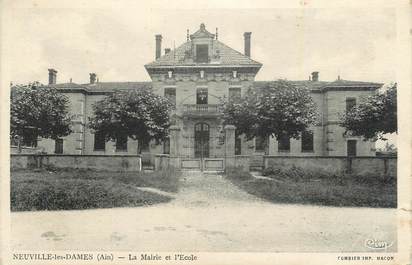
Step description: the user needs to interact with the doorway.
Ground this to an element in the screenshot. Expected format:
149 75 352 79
194 122 209 158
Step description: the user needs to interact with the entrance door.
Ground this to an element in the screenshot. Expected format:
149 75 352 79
194 122 209 158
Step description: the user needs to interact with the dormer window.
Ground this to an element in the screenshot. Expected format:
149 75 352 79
200 70 205 79
196 44 208 63
168 71 173 79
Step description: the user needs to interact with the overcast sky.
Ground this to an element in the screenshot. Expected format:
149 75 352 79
4 6 396 85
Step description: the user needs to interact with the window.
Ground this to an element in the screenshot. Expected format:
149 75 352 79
278 135 290 152
255 136 266 152
167 71 173 79
235 137 241 155
232 71 237 78
196 88 208 104
10 137 19 147
196 44 209 63
229 87 241 102
347 140 357 157
164 87 176 107
139 139 150 153
94 131 105 151
55 139 63 154
116 134 128 151
163 138 170 154
301 131 314 152
22 135 38 148
346 97 356 112
200 70 205 79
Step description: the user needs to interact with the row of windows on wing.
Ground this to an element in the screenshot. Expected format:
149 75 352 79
19 130 356 156
253 131 315 154
93 132 151 153
164 70 240 80
91 130 315 154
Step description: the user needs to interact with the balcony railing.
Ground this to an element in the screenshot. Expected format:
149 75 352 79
182 104 220 117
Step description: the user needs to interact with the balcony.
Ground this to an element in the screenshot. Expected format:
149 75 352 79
181 104 221 117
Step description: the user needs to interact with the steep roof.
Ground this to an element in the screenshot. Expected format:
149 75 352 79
145 40 262 68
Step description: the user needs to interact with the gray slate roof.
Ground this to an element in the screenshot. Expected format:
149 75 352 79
145 40 262 68
45 82 152 94
255 79 383 91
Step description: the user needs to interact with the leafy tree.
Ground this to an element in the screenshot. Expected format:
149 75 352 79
221 80 318 150
10 82 72 152
340 83 397 140
89 89 172 153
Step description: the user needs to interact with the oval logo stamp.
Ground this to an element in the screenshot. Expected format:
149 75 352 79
364 239 394 250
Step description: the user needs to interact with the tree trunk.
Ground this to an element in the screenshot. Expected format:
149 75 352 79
137 140 142 154
264 135 270 155
17 136 22 153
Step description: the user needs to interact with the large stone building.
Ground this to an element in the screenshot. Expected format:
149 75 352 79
21 23 382 167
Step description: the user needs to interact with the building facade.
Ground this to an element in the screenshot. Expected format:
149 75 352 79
18 23 382 164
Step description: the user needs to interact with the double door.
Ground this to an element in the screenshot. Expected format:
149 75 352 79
194 122 209 158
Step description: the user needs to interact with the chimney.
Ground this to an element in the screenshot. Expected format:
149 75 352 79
89 73 97 84
155 34 162 59
244 32 252 57
311 71 319 82
48 69 57 85
164 48 171 54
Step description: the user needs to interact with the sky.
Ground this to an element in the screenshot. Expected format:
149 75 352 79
3 6 396 85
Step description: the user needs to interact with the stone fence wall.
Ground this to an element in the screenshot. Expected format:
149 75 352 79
11 154 142 172
263 156 397 177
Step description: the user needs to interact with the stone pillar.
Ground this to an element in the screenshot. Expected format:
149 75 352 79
224 125 236 169
169 125 181 169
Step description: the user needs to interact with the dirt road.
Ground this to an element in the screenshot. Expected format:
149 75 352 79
11 171 397 252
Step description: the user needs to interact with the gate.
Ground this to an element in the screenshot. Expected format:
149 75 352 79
181 157 225 172
194 123 209 158
180 122 225 171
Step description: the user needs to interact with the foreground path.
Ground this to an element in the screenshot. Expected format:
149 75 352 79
11 171 397 252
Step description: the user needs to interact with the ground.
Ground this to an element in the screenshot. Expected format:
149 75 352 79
11 171 397 252
11 169 179 211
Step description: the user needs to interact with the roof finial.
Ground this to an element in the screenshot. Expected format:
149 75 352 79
216 27 218 40
187 29 189 42
338 75 341 80
200 23 205 30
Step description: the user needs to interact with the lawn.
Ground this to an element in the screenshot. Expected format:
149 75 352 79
226 167 396 208
11 169 181 212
